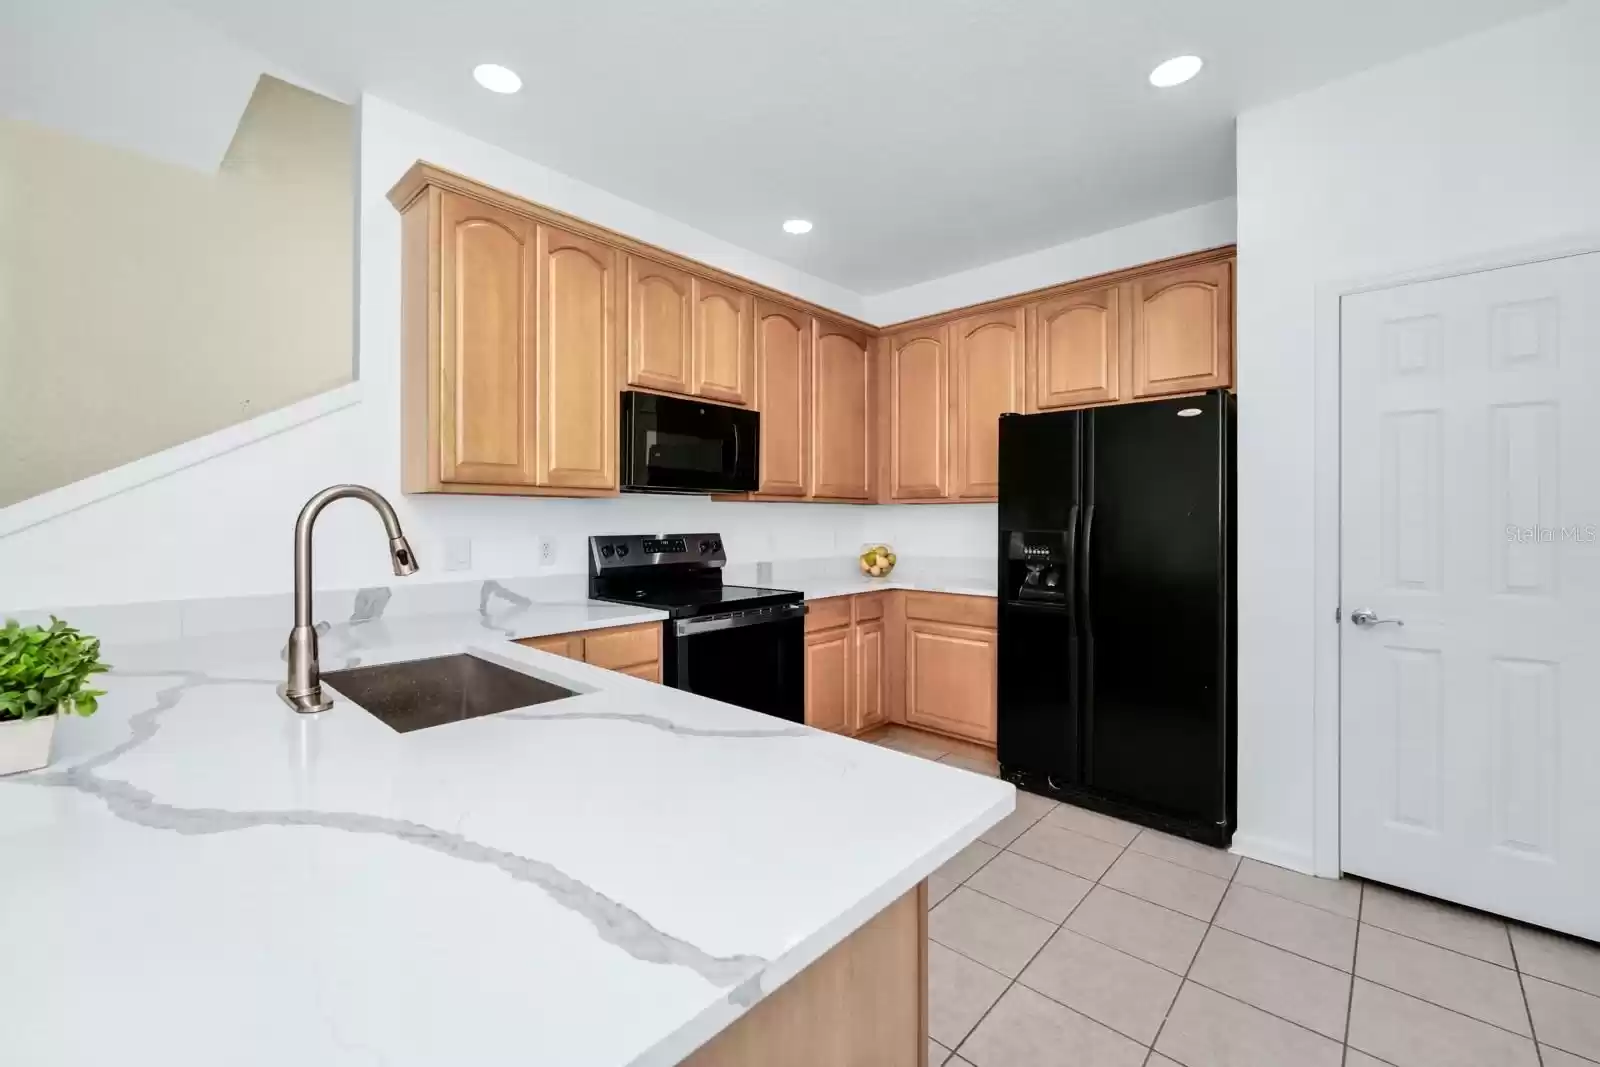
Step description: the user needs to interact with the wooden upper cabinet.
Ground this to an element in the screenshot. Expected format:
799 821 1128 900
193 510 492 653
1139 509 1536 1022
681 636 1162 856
804 625 851 734
436 191 538 486
1030 285 1122 410
535 225 617 490
812 319 873 501
693 278 754 406
888 326 949 500
1131 260 1232 398
755 300 811 497
950 309 1024 500
626 256 694 395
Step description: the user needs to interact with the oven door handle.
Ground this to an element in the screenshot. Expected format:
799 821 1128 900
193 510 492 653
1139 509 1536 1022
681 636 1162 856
675 603 805 637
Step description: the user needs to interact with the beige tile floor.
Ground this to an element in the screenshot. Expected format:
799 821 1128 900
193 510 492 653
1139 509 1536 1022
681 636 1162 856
864 725 1600 1067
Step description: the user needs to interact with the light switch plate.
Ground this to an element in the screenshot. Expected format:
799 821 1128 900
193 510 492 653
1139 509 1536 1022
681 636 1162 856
443 536 472 572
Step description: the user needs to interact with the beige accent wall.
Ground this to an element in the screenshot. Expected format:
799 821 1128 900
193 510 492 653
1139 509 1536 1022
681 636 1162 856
0 76 353 506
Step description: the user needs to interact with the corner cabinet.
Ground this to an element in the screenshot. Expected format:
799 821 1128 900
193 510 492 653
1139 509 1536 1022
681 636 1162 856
397 185 617 496
812 319 873 501
950 308 1024 500
887 325 950 500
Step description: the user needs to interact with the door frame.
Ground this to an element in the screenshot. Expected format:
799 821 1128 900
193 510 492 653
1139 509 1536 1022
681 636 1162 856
1309 231 1600 878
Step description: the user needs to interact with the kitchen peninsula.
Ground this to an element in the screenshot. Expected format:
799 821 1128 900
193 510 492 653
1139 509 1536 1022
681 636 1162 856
0 594 1013 1067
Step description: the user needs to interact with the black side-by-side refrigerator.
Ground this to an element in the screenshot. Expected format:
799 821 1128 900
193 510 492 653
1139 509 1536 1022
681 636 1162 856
997 390 1236 846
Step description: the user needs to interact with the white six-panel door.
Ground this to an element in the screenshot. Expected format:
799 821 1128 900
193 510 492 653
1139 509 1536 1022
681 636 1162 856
1340 252 1600 940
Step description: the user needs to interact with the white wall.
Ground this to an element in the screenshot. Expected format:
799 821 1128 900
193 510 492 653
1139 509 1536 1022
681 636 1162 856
0 97 878 612
0 77 354 507
1233 1 1600 871
864 198 1236 325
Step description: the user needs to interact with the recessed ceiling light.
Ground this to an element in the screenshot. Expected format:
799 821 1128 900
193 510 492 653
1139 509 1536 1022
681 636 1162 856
473 63 522 94
1149 55 1203 88
782 219 813 235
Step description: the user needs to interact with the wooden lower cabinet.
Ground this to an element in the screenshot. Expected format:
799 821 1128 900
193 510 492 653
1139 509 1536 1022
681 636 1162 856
853 617 886 733
904 619 997 745
683 883 926 1067
514 621 662 680
805 591 994 744
804 624 852 734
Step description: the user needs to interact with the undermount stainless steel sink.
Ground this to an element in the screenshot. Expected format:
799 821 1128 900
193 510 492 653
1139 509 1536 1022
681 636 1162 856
321 654 576 733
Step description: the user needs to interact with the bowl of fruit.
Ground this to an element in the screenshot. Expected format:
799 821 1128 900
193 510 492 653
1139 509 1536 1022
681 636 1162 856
859 543 897 579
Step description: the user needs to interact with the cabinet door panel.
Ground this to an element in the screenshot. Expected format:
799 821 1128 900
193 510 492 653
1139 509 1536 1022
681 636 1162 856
1031 286 1120 410
694 278 754 406
805 626 852 733
438 192 537 485
854 618 885 733
951 309 1024 500
1132 261 1232 397
889 326 949 499
619 661 662 684
627 257 694 394
582 624 661 670
812 320 872 500
536 225 617 489
904 620 996 744
755 301 811 496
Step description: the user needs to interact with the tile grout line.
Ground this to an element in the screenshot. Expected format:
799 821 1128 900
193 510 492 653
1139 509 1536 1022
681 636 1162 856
948 818 1143 1060
1341 881 1364 1066
1507 926 1545 1067
1140 838 1243 1067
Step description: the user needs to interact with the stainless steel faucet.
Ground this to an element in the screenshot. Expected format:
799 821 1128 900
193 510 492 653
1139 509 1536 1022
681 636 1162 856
280 485 418 713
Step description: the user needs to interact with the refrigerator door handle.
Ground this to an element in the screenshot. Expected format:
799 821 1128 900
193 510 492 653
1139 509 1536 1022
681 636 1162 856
1081 503 1096 615
1065 503 1080 610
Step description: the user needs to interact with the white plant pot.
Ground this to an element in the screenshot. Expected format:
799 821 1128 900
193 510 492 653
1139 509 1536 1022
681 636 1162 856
0 714 57 776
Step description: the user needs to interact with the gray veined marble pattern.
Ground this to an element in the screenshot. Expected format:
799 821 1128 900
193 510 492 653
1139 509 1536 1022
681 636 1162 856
0 623 1013 1067
19 669 771 989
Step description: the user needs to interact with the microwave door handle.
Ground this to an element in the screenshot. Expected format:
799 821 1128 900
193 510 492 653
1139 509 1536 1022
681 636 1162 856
731 420 740 470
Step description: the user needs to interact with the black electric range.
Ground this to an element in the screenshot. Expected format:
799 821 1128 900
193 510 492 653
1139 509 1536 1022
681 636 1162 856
588 533 805 722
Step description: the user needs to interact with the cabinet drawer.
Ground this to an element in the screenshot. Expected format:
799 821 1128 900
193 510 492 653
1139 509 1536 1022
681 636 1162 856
853 593 885 622
582 624 661 669
903 592 996 629
516 634 581 658
805 596 854 633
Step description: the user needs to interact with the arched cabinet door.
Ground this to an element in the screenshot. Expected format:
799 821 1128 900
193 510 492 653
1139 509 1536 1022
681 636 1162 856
694 277 754 406
755 300 811 496
536 225 617 489
887 325 950 500
1030 285 1121 410
951 308 1024 500
1131 261 1233 398
437 191 538 486
812 319 872 500
626 256 694 394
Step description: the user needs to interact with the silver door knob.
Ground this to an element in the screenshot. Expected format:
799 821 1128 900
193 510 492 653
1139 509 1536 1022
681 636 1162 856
1350 608 1403 628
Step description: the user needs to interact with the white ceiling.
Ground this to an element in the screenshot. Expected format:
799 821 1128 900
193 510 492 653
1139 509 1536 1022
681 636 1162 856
172 0 1559 295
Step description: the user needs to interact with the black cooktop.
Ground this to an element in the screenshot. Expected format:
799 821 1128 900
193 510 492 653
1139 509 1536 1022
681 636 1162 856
589 582 802 619
586 532 801 619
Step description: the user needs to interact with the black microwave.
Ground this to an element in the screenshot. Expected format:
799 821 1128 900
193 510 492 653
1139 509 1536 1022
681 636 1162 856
619 391 760 494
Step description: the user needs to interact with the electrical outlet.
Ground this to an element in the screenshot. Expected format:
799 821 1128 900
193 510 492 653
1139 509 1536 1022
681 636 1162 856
443 536 472 572
538 536 557 568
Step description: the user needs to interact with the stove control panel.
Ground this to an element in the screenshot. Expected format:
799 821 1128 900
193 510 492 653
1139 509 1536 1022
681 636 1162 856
589 533 726 573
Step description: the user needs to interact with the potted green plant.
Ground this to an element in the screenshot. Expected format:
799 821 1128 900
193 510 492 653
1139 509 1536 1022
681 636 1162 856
0 617 110 775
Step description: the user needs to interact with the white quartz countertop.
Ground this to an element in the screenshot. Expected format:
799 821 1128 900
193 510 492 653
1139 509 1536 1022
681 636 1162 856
0 601 1012 1067
725 556 997 601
